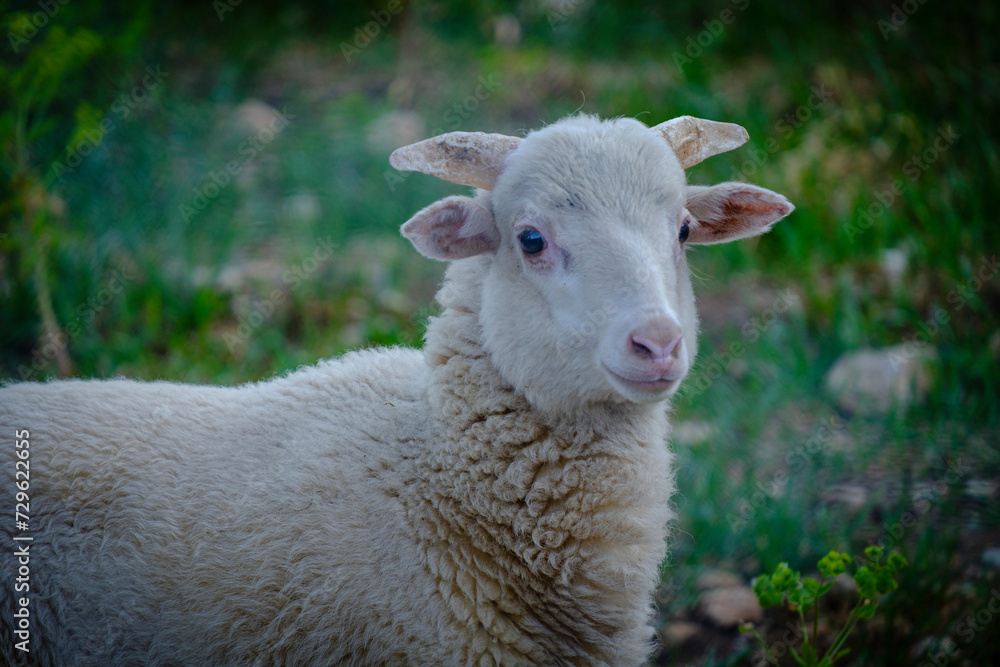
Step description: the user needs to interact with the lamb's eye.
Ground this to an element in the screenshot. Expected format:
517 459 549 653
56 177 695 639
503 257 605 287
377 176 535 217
678 219 690 244
518 229 545 254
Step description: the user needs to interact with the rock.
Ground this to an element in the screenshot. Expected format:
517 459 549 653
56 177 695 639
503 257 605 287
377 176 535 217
696 569 744 591
699 585 763 627
236 99 284 135
659 621 701 648
822 484 868 512
493 14 521 47
672 420 718 445
282 190 321 224
824 344 937 415
880 247 908 290
981 547 1000 568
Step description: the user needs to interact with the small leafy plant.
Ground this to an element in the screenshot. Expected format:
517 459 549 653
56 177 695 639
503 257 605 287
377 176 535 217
744 546 908 666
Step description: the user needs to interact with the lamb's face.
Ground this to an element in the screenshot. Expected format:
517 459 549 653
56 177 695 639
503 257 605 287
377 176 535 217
482 117 698 407
395 114 793 413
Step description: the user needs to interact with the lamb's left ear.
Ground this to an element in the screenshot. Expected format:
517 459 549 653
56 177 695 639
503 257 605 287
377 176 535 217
684 183 794 245
401 195 500 261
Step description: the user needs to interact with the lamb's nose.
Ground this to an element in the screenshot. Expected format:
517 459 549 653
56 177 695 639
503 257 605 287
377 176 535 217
629 332 683 362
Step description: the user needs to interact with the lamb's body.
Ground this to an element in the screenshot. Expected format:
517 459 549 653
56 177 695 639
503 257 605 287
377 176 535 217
2 259 672 665
2 114 792 665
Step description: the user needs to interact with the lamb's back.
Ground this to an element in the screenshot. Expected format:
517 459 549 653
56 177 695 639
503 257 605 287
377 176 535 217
0 347 452 665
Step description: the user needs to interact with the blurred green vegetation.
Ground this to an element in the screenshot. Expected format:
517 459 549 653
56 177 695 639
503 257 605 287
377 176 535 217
1 1 998 664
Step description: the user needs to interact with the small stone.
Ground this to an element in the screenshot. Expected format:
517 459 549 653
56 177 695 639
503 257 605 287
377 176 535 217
824 344 937 415
697 569 744 591
236 99 283 135
981 547 1000 568
672 420 718 445
659 620 701 648
822 484 868 512
699 585 763 627
282 191 321 224
493 14 521 47
880 247 908 289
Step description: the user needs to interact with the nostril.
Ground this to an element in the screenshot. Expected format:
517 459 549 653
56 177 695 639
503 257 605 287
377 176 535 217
665 334 683 359
631 336 654 357
629 332 684 362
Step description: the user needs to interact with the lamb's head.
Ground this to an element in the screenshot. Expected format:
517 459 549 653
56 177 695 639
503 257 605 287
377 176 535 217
392 114 793 413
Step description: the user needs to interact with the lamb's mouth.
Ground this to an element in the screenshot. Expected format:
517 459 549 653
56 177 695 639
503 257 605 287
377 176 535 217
602 364 683 395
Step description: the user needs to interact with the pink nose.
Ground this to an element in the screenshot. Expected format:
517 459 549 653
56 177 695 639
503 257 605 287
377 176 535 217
629 331 684 375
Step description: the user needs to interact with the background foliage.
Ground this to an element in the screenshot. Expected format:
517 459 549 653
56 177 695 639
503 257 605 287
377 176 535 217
1 0 998 664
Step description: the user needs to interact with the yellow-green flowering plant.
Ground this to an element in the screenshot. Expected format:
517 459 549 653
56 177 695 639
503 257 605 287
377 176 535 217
744 547 908 666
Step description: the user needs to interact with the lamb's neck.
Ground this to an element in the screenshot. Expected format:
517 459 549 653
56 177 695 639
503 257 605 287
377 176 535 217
409 260 674 660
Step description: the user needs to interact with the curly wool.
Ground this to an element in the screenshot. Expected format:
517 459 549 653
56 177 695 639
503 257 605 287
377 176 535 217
1 256 674 666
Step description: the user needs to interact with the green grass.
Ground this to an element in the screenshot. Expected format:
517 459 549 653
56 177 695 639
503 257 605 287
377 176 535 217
2 2 998 664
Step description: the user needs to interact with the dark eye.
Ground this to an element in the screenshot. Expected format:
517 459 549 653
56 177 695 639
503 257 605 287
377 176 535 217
518 228 545 254
679 219 690 244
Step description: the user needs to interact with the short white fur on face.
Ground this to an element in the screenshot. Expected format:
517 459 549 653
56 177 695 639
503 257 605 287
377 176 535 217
481 117 694 412
400 114 794 414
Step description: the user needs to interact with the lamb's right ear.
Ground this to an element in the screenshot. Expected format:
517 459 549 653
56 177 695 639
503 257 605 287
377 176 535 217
684 182 794 245
401 195 500 261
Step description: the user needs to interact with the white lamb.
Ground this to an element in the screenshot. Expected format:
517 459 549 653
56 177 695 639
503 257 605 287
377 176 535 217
1 113 792 666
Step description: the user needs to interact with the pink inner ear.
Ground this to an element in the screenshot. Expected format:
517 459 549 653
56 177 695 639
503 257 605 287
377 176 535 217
685 183 793 245
401 196 499 261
